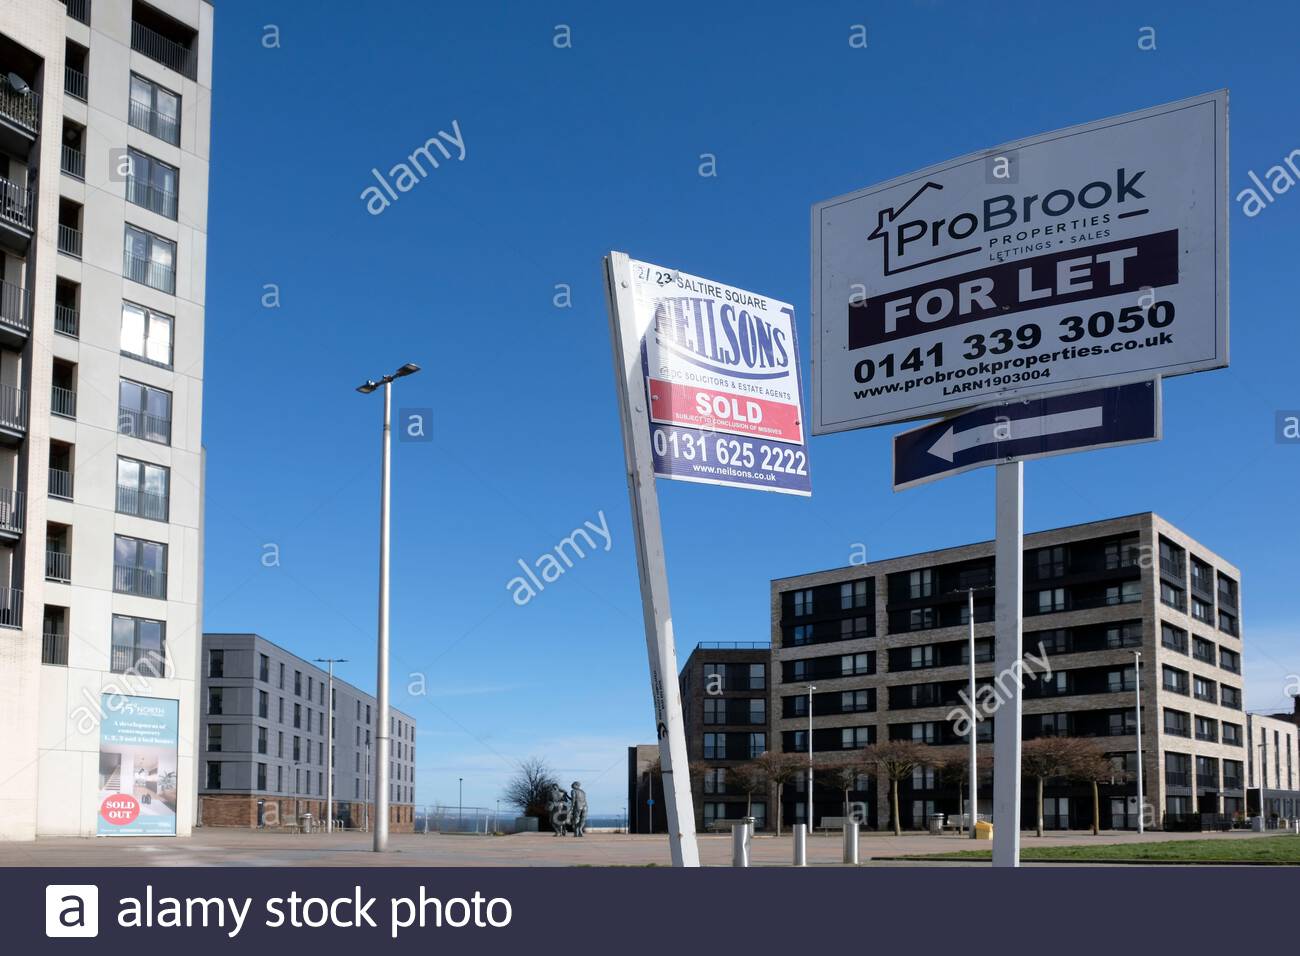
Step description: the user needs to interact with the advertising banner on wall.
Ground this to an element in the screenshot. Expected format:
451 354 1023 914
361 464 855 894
811 90 1228 434
97 694 179 837
626 258 812 495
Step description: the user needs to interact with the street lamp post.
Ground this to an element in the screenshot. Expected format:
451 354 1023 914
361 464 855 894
357 362 420 853
1134 650 1143 834
314 657 347 833
806 683 816 831
967 589 977 839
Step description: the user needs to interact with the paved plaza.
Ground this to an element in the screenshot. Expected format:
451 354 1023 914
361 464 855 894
0 827 1280 867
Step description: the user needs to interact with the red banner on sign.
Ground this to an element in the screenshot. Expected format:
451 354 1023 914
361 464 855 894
647 378 802 441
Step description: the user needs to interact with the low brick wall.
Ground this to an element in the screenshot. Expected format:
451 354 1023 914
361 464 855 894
199 795 414 832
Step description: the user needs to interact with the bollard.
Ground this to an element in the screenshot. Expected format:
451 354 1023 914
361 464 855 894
732 817 754 867
793 823 807 866
842 821 859 865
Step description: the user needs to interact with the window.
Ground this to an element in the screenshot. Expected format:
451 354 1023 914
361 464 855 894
1192 636 1215 664
118 379 172 444
1195 716 1218 742
129 72 181 145
1165 752 1191 788
295 671 302 696
1159 539 1185 578
910 645 935 669
259 654 269 682
1108 710 1137 736
208 649 223 677
909 722 939 744
1160 581 1186 612
257 726 268 755
1193 676 1217 704
258 690 268 719
294 703 301 729
703 733 722 759
1106 666 1136 693
841 653 872 676
1106 581 1142 605
1162 666 1188 695
748 664 765 690
1219 685 1241 710
1036 546 1066 579
293 736 301 762
841 690 872 713
908 607 935 630
1222 722 1242 746
1223 759 1244 789
111 614 165 675
793 589 813 616
748 733 766 757
909 569 934 599
114 534 168 599
841 727 871 749
1219 647 1240 674
703 768 726 795
1161 623 1188 654
703 699 723 725
1104 538 1141 569
749 698 766 724
1163 709 1190 738
840 579 869 609
1218 608 1239 636
279 662 285 689
125 148 178 219
840 616 870 640
1036 588 1066 613
1217 574 1238 608
1196 756 1219 789
207 723 222 752
123 224 176 294
120 301 173 367
256 763 267 790
1106 623 1142 649
790 624 812 646
1190 558 1214 593
1191 598 1212 624
206 762 220 789
1038 713 1068 737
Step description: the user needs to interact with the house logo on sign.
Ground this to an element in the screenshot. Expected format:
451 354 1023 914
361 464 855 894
865 181 982 277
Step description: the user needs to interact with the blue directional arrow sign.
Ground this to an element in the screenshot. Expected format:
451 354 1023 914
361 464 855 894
893 381 1161 491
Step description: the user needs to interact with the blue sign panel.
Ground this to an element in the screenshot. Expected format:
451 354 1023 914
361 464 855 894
893 381 1161 491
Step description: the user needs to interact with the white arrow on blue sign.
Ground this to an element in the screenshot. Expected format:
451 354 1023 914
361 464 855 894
893 381 1161 491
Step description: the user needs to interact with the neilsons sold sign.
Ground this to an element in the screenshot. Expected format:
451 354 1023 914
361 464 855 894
811 90 1228 433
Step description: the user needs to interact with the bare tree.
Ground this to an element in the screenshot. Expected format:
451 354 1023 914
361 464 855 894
936 754 973 833
724 761 768 819
864 741 928 835
1022 736 1093 836
1065 738 1119 836
502 756 556 821
752 751 803 835
826 750 873 822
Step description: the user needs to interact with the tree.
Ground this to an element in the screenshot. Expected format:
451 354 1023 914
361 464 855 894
826 752 872 822
936 754 974 833
1021 736 1093 836
864 741 928 835
502 756 557 821
751 751 803 835
1065 738 1119 836
724 761 768 819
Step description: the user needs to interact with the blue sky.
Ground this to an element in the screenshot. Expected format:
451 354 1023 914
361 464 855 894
202 0 1300 814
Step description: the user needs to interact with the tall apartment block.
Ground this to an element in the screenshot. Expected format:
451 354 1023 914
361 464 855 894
0 0 211 840
199 634 418 832
761 513 1287 831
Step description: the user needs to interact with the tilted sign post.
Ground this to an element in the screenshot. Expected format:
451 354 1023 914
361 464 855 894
812 92 1227 865
604 251 811 866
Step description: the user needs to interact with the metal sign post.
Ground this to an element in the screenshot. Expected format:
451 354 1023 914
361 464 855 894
991 461 1023 867
604 251 700 867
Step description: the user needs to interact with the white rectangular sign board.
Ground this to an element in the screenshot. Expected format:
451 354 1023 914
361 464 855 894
811 90 1228 434
623 258 812 495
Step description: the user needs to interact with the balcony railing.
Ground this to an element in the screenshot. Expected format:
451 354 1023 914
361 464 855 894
49 466 73 500
111 644 166 676
0 384 28 433
114 564 168 600
1166 772 1191 788
0 280 30 335
58 224 83 258
118 406 172 444
46 549 71 583
117 484 168 521
61 144 85 180
0 177 33 232
123 251 175 293
126 177 178 219
62 0 91 26
0 587 21 629
131 21 197 80
42 629 68 665
55 304 80 337
129 99 180 146
51 385 77 419
0 487 24 534
0 84 39 134
64 66 88 102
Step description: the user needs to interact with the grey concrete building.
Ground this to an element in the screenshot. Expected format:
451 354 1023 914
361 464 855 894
0 0 211 840
769 513 1252 831
199 633 417 831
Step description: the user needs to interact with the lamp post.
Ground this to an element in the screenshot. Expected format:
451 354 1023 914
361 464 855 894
357 362 420 852
967 589 977 839
314 657 347 833
806 683 816 831
1134 650 1143 834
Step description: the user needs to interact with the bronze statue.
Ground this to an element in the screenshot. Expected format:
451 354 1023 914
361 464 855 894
546 783 571 836
570 781 588 837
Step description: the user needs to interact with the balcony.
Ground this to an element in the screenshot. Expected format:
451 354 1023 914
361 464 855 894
51 385 77 419
118 405 171 444
55 304 80 338
131 20 197 81
114 564 167 600
42 629 68 666
111 644 166 676
0 384 28 443
0 82 39 137
0 487 23 539
46 549 71 583
123 250 175 294
62 0 91 24
0 279 30 345
0 177 33 250
58 224 82 258
0 587 21 629
126 176 178 220
61 144 85 181
48 466 73 500
129 98 180 146
64 66 88 103
117 484 168 521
